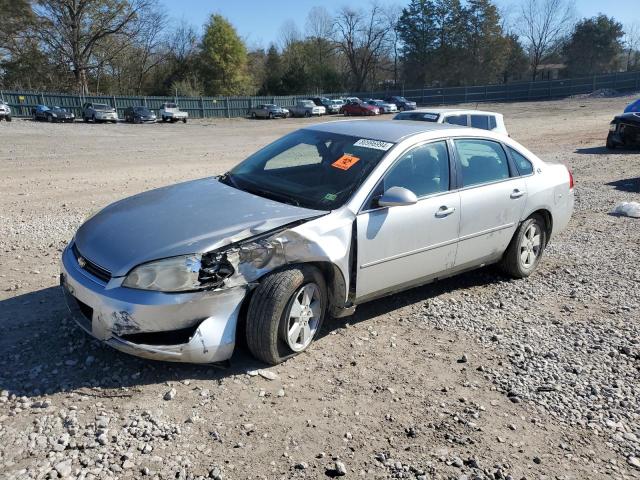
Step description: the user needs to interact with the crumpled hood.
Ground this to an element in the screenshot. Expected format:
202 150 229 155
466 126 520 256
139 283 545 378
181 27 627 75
74 178 325 277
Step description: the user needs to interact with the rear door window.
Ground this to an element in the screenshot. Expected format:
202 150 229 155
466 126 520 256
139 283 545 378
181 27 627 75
489 116 497 130
470 115 490 130
444 115 468 126
455 139 510 187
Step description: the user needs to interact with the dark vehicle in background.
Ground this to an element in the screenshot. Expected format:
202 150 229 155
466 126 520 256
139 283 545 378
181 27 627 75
82 102 118 123
607 113 640 149
340 100 380 116
385 95 417 111
124 106 157 124
32 105 75 123
249 104 289 119
0 101 12 121
311 97 340 114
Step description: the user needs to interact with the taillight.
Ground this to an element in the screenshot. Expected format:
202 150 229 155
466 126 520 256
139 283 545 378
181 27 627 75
568 167 574 190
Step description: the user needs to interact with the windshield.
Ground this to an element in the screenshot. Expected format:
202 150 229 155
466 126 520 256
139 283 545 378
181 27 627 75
394 112 439 122
52 107 67 113
165 103 177 108
134 107 151 114
222 130 393 210
301 101 314 107
94 104 111 111
394 97 407 102
331 100 343 105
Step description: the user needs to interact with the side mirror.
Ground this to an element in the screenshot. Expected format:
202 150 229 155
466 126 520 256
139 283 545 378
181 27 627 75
377 186 418 208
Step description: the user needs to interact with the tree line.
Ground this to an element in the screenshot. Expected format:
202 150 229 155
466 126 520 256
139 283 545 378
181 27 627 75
0 0 638 97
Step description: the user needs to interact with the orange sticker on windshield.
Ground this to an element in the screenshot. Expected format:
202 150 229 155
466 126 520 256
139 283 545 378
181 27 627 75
332 154 360 170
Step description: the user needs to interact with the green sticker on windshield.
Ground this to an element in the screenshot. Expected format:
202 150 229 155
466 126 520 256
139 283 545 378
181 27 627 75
323 193 337 202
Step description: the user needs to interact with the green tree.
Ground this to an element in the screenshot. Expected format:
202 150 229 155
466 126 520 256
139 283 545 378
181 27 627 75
200 14 249 95
501 33 529 82
397 0 437 86
563 15 624 76
261 44 284 94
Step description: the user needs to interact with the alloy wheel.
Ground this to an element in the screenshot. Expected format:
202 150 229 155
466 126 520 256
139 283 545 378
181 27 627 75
283 283 322 352
519 223 541 268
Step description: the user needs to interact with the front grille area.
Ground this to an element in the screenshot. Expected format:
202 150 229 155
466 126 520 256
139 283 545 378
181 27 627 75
72 244 112 283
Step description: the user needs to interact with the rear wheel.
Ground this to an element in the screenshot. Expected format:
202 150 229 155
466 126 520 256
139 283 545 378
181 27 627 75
251 112 256 119
500 215 547 279
246 265 327 365
5 115 11 122
305 111 311 118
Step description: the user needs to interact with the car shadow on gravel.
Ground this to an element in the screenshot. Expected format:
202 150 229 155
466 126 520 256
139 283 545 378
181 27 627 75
606 177 640 193
321 266 507 336
0 266 508 398
575 146 640 155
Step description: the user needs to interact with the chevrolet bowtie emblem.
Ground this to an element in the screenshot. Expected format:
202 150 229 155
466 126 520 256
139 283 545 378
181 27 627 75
77 256 87 268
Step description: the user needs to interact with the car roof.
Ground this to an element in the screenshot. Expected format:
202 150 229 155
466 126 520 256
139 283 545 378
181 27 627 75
411 107 503 117
304 120 459 143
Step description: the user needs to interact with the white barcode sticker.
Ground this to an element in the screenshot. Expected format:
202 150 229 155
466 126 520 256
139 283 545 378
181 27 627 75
353 139 394 151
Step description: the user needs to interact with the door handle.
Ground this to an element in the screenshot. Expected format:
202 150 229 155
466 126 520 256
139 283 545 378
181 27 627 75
510 189 526 199
435 206 456 218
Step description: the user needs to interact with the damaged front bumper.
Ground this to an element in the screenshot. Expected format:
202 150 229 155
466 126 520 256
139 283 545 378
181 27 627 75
60 244 247 363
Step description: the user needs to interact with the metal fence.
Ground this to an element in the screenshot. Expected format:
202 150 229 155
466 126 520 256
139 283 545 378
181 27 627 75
2 70 639 119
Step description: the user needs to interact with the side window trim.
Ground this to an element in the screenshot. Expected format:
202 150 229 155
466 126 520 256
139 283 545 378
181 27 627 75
359 138 454 213
452 137 517 190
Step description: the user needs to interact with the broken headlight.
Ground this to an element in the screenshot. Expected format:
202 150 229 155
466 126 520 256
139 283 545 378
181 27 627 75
122 254 234 292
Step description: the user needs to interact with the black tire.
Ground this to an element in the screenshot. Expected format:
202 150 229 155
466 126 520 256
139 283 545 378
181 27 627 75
269 112 274 119
251 112 256 119
83 116 88 122
304 111 310 118
5 115 11 122
246 265 327 365
182 118 187 124
606 135 616 150
47 114 53 123
500 215 547 279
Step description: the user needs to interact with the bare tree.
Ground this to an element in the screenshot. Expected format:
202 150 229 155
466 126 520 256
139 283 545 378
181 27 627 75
518 0 575 80
278 19 302 51
33 0 152 93
384 4 402 87
624 22 640 71
334 4 390 91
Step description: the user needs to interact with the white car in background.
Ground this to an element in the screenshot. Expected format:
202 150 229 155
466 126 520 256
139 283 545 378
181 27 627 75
0 101 12 121
159 102 188 123
394 108 508 135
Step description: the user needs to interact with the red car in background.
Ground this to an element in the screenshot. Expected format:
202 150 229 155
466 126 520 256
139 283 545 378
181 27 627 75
340 101 380 116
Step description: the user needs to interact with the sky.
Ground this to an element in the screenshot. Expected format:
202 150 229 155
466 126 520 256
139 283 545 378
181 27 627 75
159 0 640 48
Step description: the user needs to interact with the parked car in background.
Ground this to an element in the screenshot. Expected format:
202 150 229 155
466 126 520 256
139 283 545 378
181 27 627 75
311 97 340 114
341 100 380 116
124 106 157 123
82 103 118 123
365 99 398 114
249 104 289 119
606 113 640 149
60 120 574 366
289 100 325 117
32 105 75 123
624 98 640 113
159 102 188 123
0 101 12 121
394 108 508 135
385 95 417 111
345 97 361 104
330 99 345 112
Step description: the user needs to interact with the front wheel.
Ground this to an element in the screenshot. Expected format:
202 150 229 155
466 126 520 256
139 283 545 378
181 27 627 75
500 216 547 279
182 118 187 124
606 134 616 150
5 115 11 122
246 265 327 365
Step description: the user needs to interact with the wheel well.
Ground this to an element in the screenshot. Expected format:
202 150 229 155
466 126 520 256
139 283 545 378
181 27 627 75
528 209 553 243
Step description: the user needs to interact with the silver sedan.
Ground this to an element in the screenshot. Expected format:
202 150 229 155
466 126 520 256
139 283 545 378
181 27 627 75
61 121 574 365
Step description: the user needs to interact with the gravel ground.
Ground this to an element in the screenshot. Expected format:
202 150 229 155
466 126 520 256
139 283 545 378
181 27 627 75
0 96 639 480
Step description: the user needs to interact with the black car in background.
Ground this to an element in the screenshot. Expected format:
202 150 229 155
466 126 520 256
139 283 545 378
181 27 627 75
124 106 157 123
384 95 417 111
607 113 640 149
32 105 75 122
